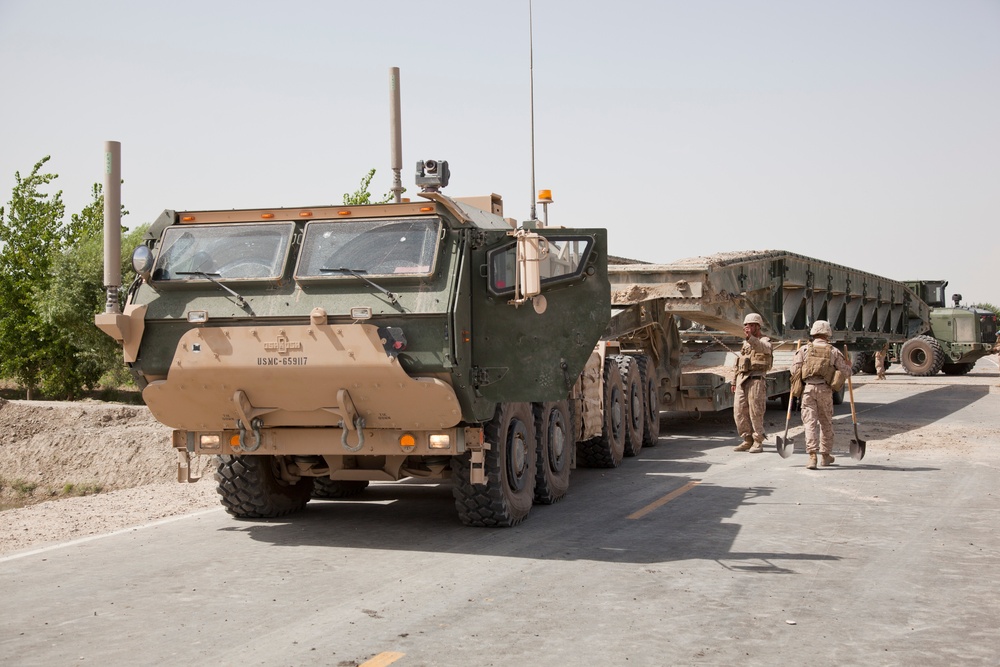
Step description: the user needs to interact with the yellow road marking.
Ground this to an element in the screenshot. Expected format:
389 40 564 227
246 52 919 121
360 651 406 667
627 480 701 520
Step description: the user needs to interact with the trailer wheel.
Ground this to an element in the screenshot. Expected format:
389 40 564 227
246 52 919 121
942 362 974 376
532 400 572 505
312 479 370 499
215 455 313 519
635 355 661 447
900 335 946 376
577 357 626 468
452 402 536 527
851 352 871 374
616 355 645 457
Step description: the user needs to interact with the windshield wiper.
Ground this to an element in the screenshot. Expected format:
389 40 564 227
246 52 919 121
175 271 256 315
321 267 400 306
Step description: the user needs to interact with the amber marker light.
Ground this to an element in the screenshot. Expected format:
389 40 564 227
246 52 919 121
229 434 241 448
338 210 351 216
299 211 312 217
181 215 196 222
261 213 275 219
399 433 416 452
419 206 433 212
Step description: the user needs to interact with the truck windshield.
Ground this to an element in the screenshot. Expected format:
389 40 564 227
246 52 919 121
295 218 441 281
151 223 293 282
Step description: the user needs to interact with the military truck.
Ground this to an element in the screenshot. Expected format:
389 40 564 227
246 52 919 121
97 150 626 527
892 282 998 376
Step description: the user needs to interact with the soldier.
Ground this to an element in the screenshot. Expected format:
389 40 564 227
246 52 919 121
790 320 853 470
874 342 888 380
732 313 773 454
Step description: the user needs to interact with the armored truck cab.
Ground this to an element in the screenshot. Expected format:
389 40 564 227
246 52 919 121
98 177 610 526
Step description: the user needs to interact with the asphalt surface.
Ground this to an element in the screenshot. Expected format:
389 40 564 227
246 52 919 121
1 358 999 666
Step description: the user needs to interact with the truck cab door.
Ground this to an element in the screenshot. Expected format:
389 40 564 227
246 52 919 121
469 228 611 403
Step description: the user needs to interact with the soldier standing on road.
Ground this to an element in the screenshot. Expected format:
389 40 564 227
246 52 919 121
790 320 853 470
732 313 773 454
874 342 888 380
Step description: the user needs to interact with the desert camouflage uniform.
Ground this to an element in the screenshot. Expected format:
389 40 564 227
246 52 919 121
791 339 852 458
733 333 772 452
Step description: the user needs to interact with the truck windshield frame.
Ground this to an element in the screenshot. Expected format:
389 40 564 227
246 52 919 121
294 217 441 283
150 222 294 283
487 234 595 297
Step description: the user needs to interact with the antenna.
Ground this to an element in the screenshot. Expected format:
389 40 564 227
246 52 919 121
528 0 537 224
389 67 403 204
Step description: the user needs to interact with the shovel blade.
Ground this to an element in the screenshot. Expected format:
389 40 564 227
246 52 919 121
775 435 793 459
850 438 867 461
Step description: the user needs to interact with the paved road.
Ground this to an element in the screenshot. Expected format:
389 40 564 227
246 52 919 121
2 359 999 666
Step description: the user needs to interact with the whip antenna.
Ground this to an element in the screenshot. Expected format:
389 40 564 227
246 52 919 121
528 0 537 224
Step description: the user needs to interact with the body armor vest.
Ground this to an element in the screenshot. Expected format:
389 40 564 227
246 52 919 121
738 340 773 374
801 343 836 384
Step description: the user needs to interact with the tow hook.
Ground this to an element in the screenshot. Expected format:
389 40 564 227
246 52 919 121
340 416 367 452
235 417 264 453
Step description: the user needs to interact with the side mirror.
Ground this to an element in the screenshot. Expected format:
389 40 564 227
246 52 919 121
132 245 154 282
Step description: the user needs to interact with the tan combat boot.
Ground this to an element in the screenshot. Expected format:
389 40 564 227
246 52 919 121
748 441 764 454
807 452 818 470
733 439 753 452
821 453 836 466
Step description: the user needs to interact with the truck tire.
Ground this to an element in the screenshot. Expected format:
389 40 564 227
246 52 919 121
577 357 626 468
851 352 871 374
942 362 974 376
832 388 844 406
900 335 946 376
532 400 572 505
635 355 661 447
616 355 645 457
312 479 370 499
215 455 314 519
452 402 536 527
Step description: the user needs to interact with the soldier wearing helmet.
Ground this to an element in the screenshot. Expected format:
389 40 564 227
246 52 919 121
732 313 773 454
790 319 853 469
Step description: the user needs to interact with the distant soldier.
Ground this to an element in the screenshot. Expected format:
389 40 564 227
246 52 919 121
732 313 773 454
874 342 888 380
790 320 853 469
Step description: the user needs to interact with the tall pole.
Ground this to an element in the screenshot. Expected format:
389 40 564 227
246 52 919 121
389 67 403 204
528 0 537 223
103 141 122 314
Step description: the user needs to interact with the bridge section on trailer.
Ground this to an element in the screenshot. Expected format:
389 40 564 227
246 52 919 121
608 250 932 350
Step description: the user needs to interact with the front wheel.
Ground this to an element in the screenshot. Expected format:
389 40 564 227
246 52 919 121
215 455 314 519
900 335 946 376
452 402 536 527
942 362 974 376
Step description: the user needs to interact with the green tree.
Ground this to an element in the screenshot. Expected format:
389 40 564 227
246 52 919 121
0 157 66 398
342 168 397 205
36 181 137 398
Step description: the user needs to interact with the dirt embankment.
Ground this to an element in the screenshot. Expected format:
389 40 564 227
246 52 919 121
0 399 217 556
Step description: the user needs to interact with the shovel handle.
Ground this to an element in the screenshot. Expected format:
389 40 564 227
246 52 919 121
844 344 858 424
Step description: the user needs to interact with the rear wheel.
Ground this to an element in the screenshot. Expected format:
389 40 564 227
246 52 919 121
452 402 536 527
942 362 974 376
852 352 871 374
312 479 370 499
533 400 572 505
215 455 314 519
616 355 645 457
900 335 946 376
577 357 626 468
635 355 661 447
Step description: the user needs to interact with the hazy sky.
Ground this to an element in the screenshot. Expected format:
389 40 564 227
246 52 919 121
2 0 998 307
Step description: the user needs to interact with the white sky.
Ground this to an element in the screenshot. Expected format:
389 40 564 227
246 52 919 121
1 0 998 307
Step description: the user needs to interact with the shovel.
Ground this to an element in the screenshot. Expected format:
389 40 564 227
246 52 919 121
775 340 802 458
844 344 867 461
